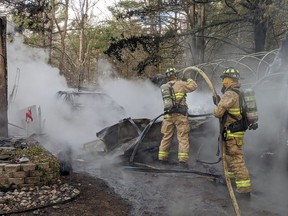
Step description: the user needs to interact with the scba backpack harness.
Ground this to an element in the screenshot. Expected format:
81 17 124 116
223 88 258 133
160 82 188 115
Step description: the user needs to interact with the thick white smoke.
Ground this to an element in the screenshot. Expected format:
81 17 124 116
5 31 273 154
6 37 127 151
6 35 213 154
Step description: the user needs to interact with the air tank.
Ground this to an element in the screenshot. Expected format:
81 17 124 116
243 88 258 124
160 83 174 111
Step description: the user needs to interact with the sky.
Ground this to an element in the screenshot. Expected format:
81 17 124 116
0 0 117 23
94 0 115 17
70 0 117 22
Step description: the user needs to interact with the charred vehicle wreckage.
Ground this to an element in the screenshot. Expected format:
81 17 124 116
51 81 221 178
54 75 218 179
81 67 226 182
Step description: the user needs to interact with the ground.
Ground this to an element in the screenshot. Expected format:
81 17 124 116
11 172 132 216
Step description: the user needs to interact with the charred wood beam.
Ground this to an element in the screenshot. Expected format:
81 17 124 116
0 17 8 137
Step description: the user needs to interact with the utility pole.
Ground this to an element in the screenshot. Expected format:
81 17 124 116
0 17 8 137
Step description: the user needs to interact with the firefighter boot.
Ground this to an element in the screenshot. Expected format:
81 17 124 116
157 160 169 168
178 162 189 169
236 187 251 200
236 187 251 193
236 191 251 200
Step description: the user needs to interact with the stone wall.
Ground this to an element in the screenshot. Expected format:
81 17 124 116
0 138 61 190
0 162 58 188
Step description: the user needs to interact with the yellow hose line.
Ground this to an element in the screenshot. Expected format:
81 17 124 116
221 139 241 216
183 66 217 97
182 66 241 216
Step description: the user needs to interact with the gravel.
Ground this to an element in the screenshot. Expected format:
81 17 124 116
0 180 80 215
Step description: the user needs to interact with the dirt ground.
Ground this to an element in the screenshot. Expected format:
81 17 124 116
11 172 132 216
7 125 288 216
8 153 288 216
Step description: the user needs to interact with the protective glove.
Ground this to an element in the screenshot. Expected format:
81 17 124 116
248 122 258 130
212 94 221 105
187 78 193 82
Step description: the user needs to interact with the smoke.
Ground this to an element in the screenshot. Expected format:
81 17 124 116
98 76 163 119
7 36 68 126
6 34 212 152
5 36 221 200
6 36 155 153
239 59 288 214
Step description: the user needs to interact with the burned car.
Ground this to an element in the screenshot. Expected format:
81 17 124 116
92 114 216 166
56 89 126 116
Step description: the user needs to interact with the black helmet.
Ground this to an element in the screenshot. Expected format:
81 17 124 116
220 67 240 79
164 67 177 77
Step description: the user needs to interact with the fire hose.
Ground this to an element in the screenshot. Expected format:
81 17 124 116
129 112 165 163
129 112 213 164
182 66 241 216
125 162 223 180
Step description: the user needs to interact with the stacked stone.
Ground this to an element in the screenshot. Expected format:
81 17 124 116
0 147 15 162
0 162 58 189
0 138 77 214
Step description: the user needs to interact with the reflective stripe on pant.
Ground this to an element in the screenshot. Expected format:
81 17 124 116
236 179 251 190
178 152 189 162
158 151 169 161
225 130 251 192
158 113 190 163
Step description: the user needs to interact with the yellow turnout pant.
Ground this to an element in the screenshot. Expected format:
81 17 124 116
225 130 251 193
158 113 190 163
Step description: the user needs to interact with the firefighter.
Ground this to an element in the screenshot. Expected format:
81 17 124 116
158 67 198 168
213 67 252 195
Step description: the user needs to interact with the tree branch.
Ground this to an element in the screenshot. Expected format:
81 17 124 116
224 0 238 14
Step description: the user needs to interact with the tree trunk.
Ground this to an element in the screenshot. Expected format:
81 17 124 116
48 15 53 65
188 4 197 65
197 4 205 64
0 17 8 137
254 20 267 52
51 0 69 73
77 0 89 88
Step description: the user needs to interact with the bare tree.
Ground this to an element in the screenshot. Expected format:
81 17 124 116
223 0 281 52
70 0 99 87
184 1 206 64
51 0 69 72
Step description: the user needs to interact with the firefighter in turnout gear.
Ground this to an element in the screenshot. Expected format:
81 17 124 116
213 67 252 194
158 67 198 168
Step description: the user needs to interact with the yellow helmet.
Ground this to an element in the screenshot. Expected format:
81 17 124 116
220 67 240 79
164 67 177 77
